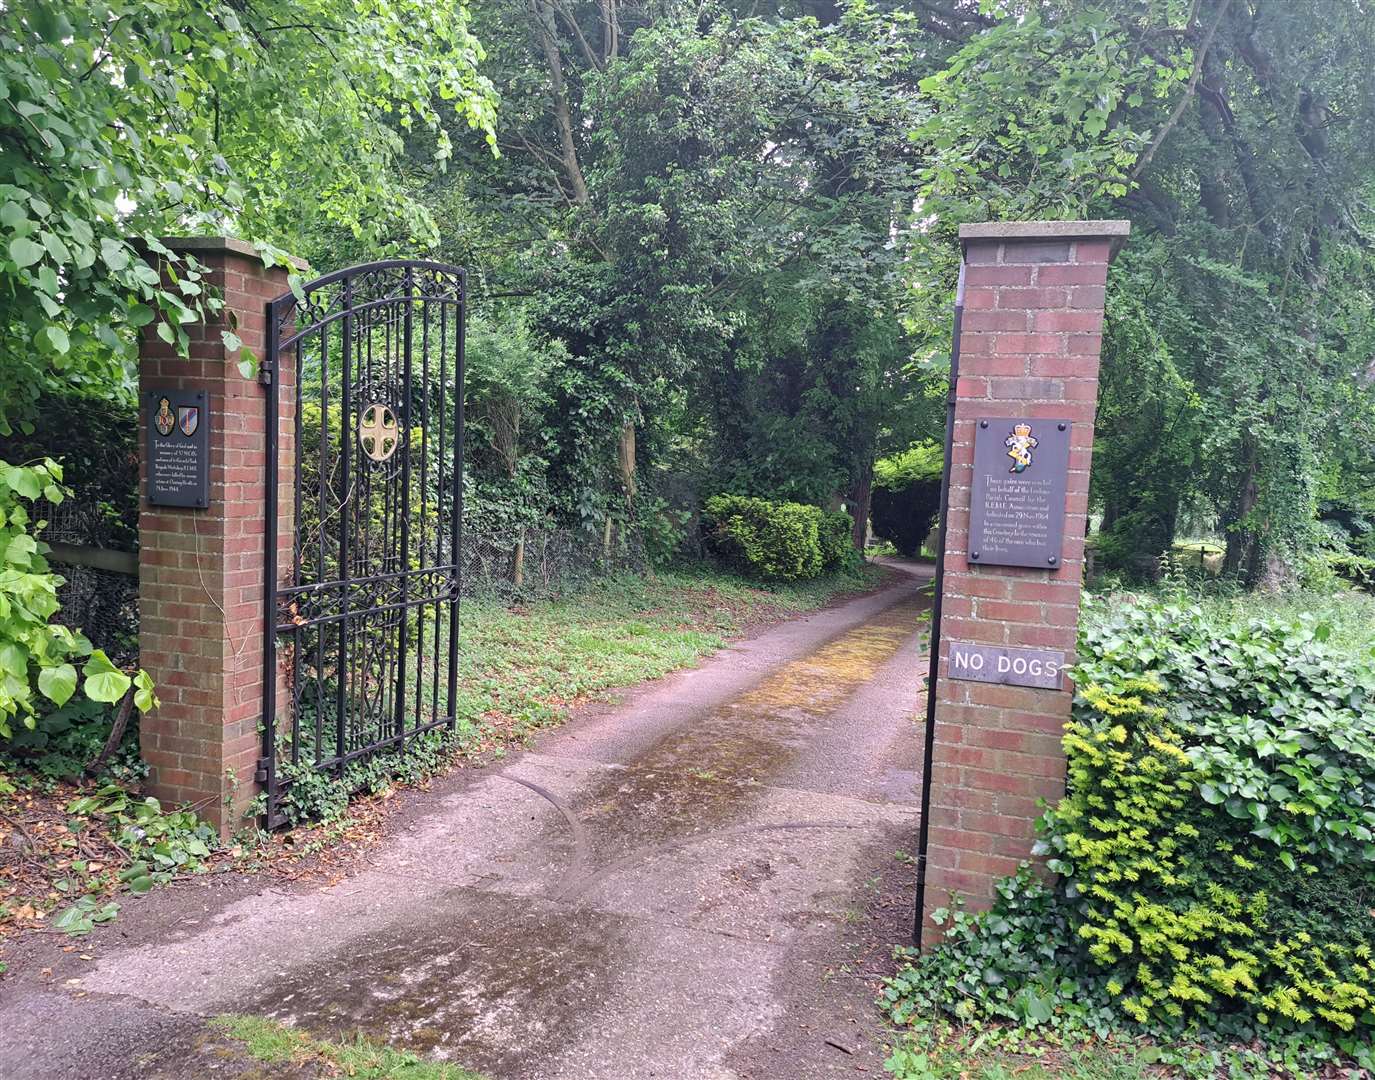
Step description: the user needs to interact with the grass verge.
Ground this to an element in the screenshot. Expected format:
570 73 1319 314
211 1015 486 1079
452 563 888 744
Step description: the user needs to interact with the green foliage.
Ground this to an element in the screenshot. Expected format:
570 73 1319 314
873 443 943 490
261 727 469 829
871 444 943 558
1 696 142 781
67 783 216 881
912 4 1189 218
701 495 826 582
0 459 155 740
50 895 120 936
887 865 1114 1036
818 511 859 574
0 0 496 431
886 593 1375 1072
1048 597 1375 1047
636 494 693 568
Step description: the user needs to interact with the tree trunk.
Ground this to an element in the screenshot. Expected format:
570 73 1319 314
1222 441 1260 582
526 0 590 206
849 464 872 551
512 527 526 589
618 419 637 507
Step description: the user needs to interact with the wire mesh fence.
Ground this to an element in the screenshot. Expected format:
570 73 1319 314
460 524 649 601
0 396 141 670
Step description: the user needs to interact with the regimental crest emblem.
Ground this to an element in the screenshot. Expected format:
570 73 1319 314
1004 422 1038 473
178 406 199 437
153 396 175 437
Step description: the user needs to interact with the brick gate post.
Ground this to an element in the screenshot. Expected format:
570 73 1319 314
137 237 298 836
920 220 1129 945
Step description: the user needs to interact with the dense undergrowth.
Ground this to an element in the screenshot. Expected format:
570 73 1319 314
884 584 1375 1078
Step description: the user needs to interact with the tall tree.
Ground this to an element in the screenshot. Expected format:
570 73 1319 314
905 0 1375 586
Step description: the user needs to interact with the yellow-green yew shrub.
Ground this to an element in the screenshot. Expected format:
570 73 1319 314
886 594 1375 1069
1037 597 1375 1046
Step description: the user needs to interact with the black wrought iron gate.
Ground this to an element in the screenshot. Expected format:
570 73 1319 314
261 261 465 828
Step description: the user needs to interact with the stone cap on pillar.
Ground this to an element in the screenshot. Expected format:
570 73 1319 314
153 235 311 272
959 219 1131 257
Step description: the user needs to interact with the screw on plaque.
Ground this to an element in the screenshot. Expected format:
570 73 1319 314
979 420 989 428
1057 422 1067 431
971 551 981 560
1048 556 1059 565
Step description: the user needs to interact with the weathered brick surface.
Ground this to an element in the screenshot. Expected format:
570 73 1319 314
138 239 297 836
920 224 1127 945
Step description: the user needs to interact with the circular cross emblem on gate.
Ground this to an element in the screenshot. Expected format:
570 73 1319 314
358 403 400 462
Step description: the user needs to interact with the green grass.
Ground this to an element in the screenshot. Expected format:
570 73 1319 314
451 563 885 744
1200 586 1375 657
211 1015 485 1079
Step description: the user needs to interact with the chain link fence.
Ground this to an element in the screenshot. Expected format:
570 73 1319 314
460 524 648 601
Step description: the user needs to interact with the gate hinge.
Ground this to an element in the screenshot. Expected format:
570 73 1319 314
258 358 275 386
254 756 271 784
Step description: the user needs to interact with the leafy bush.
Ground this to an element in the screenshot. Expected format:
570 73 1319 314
819 510 858 573
0 460 155 740
1 696 142 781
701 494 825 581
68 784 216 886
637 493 693 567
871 442 942 558
1326 552 1375 594
887 594 1375 1070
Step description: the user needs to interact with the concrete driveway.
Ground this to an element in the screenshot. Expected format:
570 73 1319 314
0 563 931 1079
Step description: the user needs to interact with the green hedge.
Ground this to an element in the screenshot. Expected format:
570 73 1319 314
819 510 858 574
871 442 942 558
886 594 1375 1068
702 494 844 581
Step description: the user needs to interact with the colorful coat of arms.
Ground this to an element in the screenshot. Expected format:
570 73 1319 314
1004 422 1038 473
178 406 199 437
153 396 175 437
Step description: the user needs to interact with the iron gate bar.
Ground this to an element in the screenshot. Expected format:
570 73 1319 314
260 259 466 829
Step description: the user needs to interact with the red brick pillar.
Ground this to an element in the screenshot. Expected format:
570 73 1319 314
920 220 1129 944
137 237 298 836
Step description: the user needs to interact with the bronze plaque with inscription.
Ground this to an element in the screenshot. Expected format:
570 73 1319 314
968 417 1071 569
146 388 210 508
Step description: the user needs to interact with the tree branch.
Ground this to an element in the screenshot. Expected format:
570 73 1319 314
525 0 591 207
1129 0 1224 184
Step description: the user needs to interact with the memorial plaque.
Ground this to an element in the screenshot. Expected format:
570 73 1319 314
968 417 1071 569
145 388 210 508
948 641 1067 690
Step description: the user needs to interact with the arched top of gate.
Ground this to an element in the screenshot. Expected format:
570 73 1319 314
270 259 466 351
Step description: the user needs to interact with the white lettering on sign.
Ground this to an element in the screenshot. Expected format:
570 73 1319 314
947 642 1067 691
